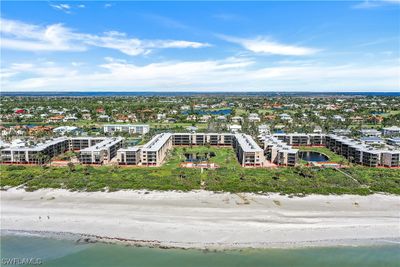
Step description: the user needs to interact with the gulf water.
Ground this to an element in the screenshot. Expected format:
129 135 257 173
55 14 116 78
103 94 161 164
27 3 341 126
1 235 399 267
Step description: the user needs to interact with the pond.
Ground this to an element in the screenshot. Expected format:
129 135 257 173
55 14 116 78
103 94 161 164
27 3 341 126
181 109 232 116
299 151 329 162
184 152 216 162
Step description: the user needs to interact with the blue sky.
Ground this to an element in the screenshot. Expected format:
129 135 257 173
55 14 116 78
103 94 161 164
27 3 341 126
1 1 399 91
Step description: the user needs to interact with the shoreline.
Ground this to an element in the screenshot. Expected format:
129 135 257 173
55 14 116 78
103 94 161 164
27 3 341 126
1 188 400 250
2 229 400 251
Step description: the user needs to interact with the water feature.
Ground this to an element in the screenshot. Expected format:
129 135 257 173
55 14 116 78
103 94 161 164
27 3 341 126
184 152 215 162
181 109 232 116
299 151 329 162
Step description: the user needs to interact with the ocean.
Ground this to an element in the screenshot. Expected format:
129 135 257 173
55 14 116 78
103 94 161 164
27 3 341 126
1 235 399 267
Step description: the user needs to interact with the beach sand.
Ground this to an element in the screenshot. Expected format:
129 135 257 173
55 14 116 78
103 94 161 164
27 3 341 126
1 188 399 249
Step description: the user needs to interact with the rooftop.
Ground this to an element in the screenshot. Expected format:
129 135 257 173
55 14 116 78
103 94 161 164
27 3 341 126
80 137 123 152
234 133 263 152
142 133 172 152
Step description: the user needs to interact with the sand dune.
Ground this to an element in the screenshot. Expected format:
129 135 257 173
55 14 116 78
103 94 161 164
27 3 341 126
1 188 399 249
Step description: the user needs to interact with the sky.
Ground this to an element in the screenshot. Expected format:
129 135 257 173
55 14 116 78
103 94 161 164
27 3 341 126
1 1 399 92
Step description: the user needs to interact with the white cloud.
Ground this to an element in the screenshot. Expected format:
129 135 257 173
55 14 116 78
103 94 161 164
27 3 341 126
219 35 319 56
151 40 211 49
2 57 398 91
353 0 400 9
50 3 71 14
0 18 210 55
0 19 84 51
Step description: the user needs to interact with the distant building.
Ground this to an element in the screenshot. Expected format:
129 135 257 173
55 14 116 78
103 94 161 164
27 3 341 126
248 113 261 123
53 126 80 135
63 116 78 122
332 129 351 136
360 136 384 145
360 129 381 137
231 116 243 123
279 113 292 122
258 124 270 134
186 126 198 132
387 138 400 147
103 124 150 135
47 115 65 123
333 115 345 122
313 126 323 134
157 113 166 120
98 115 110 122
383 126 400 136
229 124 242 133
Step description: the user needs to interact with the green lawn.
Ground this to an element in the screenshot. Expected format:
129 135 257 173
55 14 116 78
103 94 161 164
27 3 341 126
1 146 399 195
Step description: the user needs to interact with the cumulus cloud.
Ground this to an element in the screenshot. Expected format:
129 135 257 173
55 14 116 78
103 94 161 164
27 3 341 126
219 35 319 56
0 18 210 55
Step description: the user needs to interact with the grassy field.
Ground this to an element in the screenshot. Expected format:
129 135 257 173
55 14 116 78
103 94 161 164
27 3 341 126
1 146 399 195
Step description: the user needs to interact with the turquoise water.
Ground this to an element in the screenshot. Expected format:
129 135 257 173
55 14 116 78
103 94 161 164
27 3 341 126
1 235 399 267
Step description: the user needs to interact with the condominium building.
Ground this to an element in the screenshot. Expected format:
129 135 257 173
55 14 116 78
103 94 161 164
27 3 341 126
382 126 400 136
79 137 123 164
359 129 382 137
69 137 106 151
141 133 173 166
263 136 298 166
117 147 141 165
381 151 400 167
325 135 399 167
233 133 265 167
3 132 397 168
172 133 233 146
0 137 69 164
387 138 400 147
103 124 150 135
273 133 326 146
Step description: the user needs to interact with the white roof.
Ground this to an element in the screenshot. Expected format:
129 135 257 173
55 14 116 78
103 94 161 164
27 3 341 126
118 146 141 152
142 133 172 152
229 124 241 129
80 137 123 152
3 137 68 152
383 126 400 131
234 133 263 152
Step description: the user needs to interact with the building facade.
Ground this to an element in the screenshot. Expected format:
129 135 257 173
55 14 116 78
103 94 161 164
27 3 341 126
79 137 123 164
0 137 69 164
103 124 150 135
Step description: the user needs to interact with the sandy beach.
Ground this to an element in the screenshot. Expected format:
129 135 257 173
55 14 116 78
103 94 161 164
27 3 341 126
1 188 399 249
